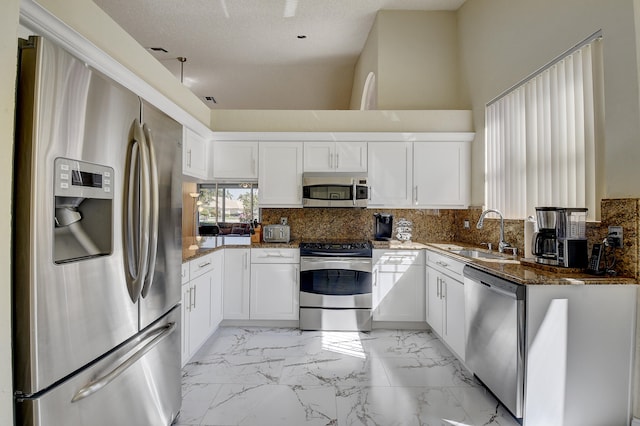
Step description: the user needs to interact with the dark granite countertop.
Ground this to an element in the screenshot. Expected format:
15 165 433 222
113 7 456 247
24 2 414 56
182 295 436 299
182 237 300 262
422 241 637 286
182 237 637 285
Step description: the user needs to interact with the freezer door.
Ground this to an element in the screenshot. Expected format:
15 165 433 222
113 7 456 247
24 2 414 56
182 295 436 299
16 307 181 426
138 101 183 329
14 37 140 395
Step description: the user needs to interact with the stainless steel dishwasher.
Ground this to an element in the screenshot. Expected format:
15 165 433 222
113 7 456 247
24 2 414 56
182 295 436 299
463 265 526 419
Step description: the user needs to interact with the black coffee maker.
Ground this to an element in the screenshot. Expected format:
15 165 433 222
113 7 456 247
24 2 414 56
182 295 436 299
374 213 393 241
532 207 588 268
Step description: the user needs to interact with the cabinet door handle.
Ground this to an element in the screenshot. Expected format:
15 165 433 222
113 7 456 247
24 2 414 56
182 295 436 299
192 285 197 309
187 148 192 167
329 152 334 169
436 260 449 268
442 279 446 300
414 186 419 205
436 277 440 298
293 265 299 282
199 260 211 268
336 153 339 169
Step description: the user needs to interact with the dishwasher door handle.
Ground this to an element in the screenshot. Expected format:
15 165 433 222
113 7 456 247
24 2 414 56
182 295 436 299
480 280 519 299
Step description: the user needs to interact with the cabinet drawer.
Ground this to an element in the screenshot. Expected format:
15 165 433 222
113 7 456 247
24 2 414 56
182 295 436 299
373 250 425 271
189 253 215 278
181 262 190 284
426 250 465 279
251 248 300 264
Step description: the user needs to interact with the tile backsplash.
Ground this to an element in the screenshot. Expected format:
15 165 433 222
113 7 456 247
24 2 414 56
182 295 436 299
262 198 640 279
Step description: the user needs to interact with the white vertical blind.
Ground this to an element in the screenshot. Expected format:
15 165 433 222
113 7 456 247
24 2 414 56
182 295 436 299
485 37 602 219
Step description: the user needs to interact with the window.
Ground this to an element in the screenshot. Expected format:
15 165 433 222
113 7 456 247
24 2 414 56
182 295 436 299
485 33 603 219
197 183 259 226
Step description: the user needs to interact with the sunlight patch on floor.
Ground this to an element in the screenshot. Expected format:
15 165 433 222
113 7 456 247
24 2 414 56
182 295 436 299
320 331 366 359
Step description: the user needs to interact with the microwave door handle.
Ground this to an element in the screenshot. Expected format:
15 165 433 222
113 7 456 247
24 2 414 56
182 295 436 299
141 123 159 298
353 182 356 206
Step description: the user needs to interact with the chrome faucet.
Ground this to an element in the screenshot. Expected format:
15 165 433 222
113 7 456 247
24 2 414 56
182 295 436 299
476 208 510 253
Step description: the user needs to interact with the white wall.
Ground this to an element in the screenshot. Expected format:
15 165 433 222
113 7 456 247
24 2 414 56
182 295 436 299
33 0 211 128
350 11 461 110
458 0 640 205
210 109 473 132
0 2 19 424
350 13 380 110
377 11 461 110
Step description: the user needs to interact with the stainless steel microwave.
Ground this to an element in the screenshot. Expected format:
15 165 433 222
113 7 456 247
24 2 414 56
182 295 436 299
302 172 368 208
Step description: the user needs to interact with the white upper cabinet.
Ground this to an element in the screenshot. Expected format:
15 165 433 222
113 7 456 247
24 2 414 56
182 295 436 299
303 141 367 172
182 127 208 179
413 141 470 208
367 142 413 207
258 141 303 207
212 141 258 180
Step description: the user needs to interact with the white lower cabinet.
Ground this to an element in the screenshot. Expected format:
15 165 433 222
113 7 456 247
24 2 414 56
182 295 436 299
223 248 251 319
181 250 223 366
426 249 466 362
209 250 224 330
372 250 425 322
250 248 300 320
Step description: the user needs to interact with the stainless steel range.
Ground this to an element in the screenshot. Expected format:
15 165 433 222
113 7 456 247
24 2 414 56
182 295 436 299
299 241 373 331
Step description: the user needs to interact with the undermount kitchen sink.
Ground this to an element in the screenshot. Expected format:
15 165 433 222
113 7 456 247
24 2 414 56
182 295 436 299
451 249 504 259
448 248 520 264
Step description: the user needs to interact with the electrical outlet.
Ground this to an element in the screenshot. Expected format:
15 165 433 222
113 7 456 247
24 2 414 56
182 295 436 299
608 226 623 248
463 220 470 229
280 217 288 226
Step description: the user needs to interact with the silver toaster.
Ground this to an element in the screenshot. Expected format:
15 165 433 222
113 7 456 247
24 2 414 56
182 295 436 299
262 224 291 243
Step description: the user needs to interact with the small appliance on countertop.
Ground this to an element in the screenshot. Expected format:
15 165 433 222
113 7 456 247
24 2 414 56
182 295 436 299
532 207 588 268
262 224 291 243
373 213 393 241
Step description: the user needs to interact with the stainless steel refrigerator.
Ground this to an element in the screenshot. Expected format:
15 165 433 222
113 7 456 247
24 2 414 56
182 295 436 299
13 36 182 425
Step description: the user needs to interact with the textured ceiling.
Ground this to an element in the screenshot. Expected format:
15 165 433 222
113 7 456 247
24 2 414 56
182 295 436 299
93 0 466 109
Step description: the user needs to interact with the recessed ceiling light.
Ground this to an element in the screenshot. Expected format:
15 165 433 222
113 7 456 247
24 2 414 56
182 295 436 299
297 35 307 39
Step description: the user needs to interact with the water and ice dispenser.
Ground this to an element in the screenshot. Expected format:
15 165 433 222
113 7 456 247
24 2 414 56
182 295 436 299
53 158 113 263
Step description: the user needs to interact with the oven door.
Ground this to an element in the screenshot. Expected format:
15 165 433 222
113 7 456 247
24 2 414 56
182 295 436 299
300 257 372 308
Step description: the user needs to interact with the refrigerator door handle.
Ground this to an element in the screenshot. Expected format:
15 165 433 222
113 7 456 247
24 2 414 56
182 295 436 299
123 120 151 303
141 123 159 298
70 321 176 403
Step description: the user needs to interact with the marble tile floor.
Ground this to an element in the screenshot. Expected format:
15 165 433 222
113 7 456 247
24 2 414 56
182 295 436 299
176 327 520 426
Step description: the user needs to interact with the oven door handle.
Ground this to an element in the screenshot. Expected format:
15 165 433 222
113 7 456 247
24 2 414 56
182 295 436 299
302 251 370 257
300 259 372 273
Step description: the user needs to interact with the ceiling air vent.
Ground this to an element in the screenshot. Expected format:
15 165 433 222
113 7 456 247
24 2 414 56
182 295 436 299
204 96 217 104
147 47 168 53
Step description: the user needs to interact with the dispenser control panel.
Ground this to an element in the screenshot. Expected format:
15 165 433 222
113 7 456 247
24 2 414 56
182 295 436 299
54 158 113 199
